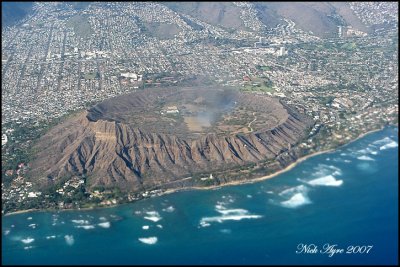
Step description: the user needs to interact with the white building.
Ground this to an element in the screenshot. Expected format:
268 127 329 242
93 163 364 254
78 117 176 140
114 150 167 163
1 134 7 146
278 46 286 56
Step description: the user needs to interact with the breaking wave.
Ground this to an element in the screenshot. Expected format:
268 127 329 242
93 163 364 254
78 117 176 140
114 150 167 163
64 235 74 246
162 206 175 212
304 175 343 187
71 220 90 225
98 222 111 228
280 193 311 208
199 206 262 226
75 225 95 230
312 164 342 177
357 155 375 161
278 185 311 209
144 211 162 222
380 141 398 150
21 237 35 244
373 137 393 145
138 237 158 245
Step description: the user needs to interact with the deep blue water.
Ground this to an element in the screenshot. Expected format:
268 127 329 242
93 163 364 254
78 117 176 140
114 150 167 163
2 126 398 265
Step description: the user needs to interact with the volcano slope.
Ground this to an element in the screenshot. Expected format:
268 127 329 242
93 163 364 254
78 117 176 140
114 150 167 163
29 87 313 193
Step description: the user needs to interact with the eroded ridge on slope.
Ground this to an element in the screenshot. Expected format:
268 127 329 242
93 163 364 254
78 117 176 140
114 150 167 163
29 87 313 192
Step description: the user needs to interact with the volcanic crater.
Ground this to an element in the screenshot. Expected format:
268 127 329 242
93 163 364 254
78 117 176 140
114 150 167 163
29 87 313 192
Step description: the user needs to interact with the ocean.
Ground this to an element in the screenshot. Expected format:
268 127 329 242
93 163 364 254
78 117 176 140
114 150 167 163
2 126 398 265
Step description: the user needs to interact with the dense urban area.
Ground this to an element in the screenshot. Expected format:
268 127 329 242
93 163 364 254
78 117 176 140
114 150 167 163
1 2 398 214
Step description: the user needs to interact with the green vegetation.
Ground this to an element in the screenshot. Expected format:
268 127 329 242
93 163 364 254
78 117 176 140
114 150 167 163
65 15 94 38
318 96 335 105
83 72 99 80
2 108 85 178
341 42 357 50
143 22 181 39
256 65 271 71
241 84 274 93
240 76 275 93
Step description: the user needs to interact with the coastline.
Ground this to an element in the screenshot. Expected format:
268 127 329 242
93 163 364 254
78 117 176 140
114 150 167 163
163 125 386 194
2 126 391 217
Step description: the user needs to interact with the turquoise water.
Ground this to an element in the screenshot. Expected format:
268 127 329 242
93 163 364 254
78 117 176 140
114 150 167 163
2 127 398 265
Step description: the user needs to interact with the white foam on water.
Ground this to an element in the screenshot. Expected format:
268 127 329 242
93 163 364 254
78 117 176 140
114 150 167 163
162 206 175 212
75 225 95 230
332 170 342 176
24 246 34 250
200 208 262 225
312 164 332 176
28 224 37 229
11 225 15 228
326 158 330 161
134 211 142 215
373 137 393 145
328 165 341 172
220 229 232 234
370 151 378 155
138 237 158 245
246 194 253 198
266 191 274 194
340 153 347 156
21 237 35 244
46 235 56 239
215 204 225 210
279 185 309 197
357 155 375 161
305 175 343 187
280 193 311 208
4 230 10 235
199 221 211 227
27 217 32 220
216 208 249 215
200 214 262 224
64 235 74 246
156 224 163 229
380 141 398 150
99 217 107 221
144 216 162 222
98 222 111 228
332 158 348 163
344 159 351 163
311 164 342 178
142 225 150 230
71 220 90 225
